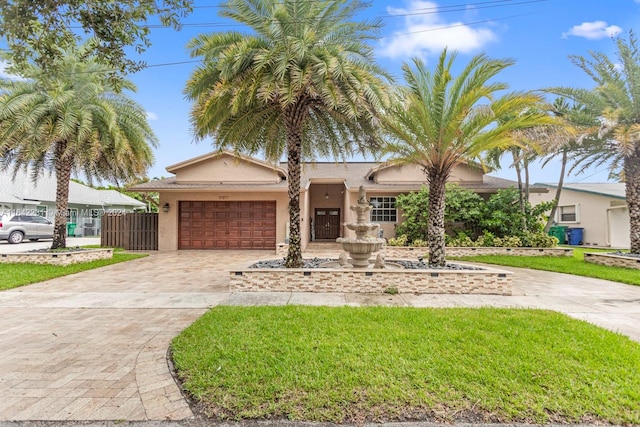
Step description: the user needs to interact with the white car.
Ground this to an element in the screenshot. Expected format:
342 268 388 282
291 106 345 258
0 214 55 244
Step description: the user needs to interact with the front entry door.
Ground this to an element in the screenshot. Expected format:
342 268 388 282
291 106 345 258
315 208 340 239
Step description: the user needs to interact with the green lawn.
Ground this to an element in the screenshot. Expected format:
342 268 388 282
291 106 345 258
453 247 640 286
172 306 640 424
1 249 146 291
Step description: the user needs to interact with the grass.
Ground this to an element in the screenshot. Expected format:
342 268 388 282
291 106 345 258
453 247 640 286
172 306 640 424
0 248 146 291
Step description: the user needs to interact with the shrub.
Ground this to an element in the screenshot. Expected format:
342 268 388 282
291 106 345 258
524 232 559 248
444 231 557 248
411 239 428 247
387 234 408 246
446 232 475 247
394 186 553 245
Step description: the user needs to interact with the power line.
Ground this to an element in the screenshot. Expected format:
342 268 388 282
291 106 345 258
32 1 546 75
133 0 547 29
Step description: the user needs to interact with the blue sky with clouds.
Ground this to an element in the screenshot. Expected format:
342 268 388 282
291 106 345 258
2 0 638 184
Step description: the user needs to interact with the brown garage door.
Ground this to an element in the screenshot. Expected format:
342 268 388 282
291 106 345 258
179 201 276 249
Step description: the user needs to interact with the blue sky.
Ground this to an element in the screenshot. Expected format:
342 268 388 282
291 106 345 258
3 0 638 184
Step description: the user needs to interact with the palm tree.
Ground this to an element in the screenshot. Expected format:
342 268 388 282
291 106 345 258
0 53 157 249
538 98 599 232
184 0 390 268
381 51 550 266
549 32 640 254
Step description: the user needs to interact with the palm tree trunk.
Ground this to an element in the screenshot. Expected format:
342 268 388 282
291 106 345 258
625 146 640 254
284 104 307 268
427 168 448 267
52 142 71 249
514 161 527 231
524 158 530 204
545 149 567 233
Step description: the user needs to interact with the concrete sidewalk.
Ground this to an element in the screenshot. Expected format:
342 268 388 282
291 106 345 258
0 250 639 421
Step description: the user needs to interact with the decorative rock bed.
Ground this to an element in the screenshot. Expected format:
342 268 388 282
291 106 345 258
0 248 114 266
584 252 640 270
230 259 513 295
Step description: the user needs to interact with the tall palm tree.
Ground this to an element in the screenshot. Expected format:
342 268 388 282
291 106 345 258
549 32 640 254
538 98 599 232
381 51 550 266
184 0 390 267
0 53 157 249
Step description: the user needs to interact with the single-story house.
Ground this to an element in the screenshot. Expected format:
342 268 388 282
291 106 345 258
530 182 629 248
0 169 147 236
131 150 548 251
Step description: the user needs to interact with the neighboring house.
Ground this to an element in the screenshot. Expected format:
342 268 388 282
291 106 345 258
131 150 548 251
0 169 147 236
531 182 629 248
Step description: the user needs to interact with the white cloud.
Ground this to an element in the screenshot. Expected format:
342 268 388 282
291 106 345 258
562 21 622 40
146 112 159 121
378 1 497 59
0 60 27 81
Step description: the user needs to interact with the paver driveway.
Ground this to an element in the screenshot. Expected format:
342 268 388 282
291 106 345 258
0 250 639 421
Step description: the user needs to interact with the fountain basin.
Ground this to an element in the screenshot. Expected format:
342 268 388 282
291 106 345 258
337 237 385 267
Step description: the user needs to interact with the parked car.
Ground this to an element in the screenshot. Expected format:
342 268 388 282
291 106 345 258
0 214 55 244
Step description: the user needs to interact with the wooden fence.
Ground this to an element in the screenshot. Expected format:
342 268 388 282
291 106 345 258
101 212 158 250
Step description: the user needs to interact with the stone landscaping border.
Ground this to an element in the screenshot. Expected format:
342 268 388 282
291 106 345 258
382 246 573 258
230 263 512 295
584 252 640 270
0 248 114 266
277 243 572 258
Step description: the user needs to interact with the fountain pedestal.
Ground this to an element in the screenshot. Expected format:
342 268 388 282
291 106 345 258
337 186 386 268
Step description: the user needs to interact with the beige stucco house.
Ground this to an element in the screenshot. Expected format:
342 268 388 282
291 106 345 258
530 182 629 248
133 151 545 251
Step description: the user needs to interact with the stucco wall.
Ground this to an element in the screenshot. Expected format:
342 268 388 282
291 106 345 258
173 154 283 183
531 188 628 247
373 163 483 184
333 189 401 239
158 191 290 250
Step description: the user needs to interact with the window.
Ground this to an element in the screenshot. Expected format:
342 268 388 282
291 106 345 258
36 205 47 218
370 196 397 222
67 208 78 223
558 204 579 222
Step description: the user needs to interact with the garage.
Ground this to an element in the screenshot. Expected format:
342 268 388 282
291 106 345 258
179 201 276 249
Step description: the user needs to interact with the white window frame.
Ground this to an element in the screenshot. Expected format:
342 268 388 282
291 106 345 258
370 196 397 222
557 203 580 223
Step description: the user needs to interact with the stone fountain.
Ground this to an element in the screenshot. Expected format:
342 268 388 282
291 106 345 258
336 186 386 268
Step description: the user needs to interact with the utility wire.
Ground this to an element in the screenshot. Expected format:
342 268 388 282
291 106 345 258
131 0 547 29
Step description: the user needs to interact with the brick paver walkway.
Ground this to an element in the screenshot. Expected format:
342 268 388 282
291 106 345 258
0 251 268 420
1 249 639 421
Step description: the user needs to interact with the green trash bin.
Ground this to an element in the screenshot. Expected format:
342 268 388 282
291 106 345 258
548 225 568 244
66 222 77 237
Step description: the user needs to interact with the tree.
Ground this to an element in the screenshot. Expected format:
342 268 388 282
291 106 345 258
549 32 640 253
381 51 550 266
538 98 599 232
0 50 157 248
395 184 485 242
184 0 390 267
0 0 192 80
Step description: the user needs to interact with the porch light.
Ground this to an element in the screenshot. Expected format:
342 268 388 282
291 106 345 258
324 192 329 199
162 202 170 213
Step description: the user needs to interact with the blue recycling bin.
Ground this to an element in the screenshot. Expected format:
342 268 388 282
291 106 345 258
566 227 584 245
